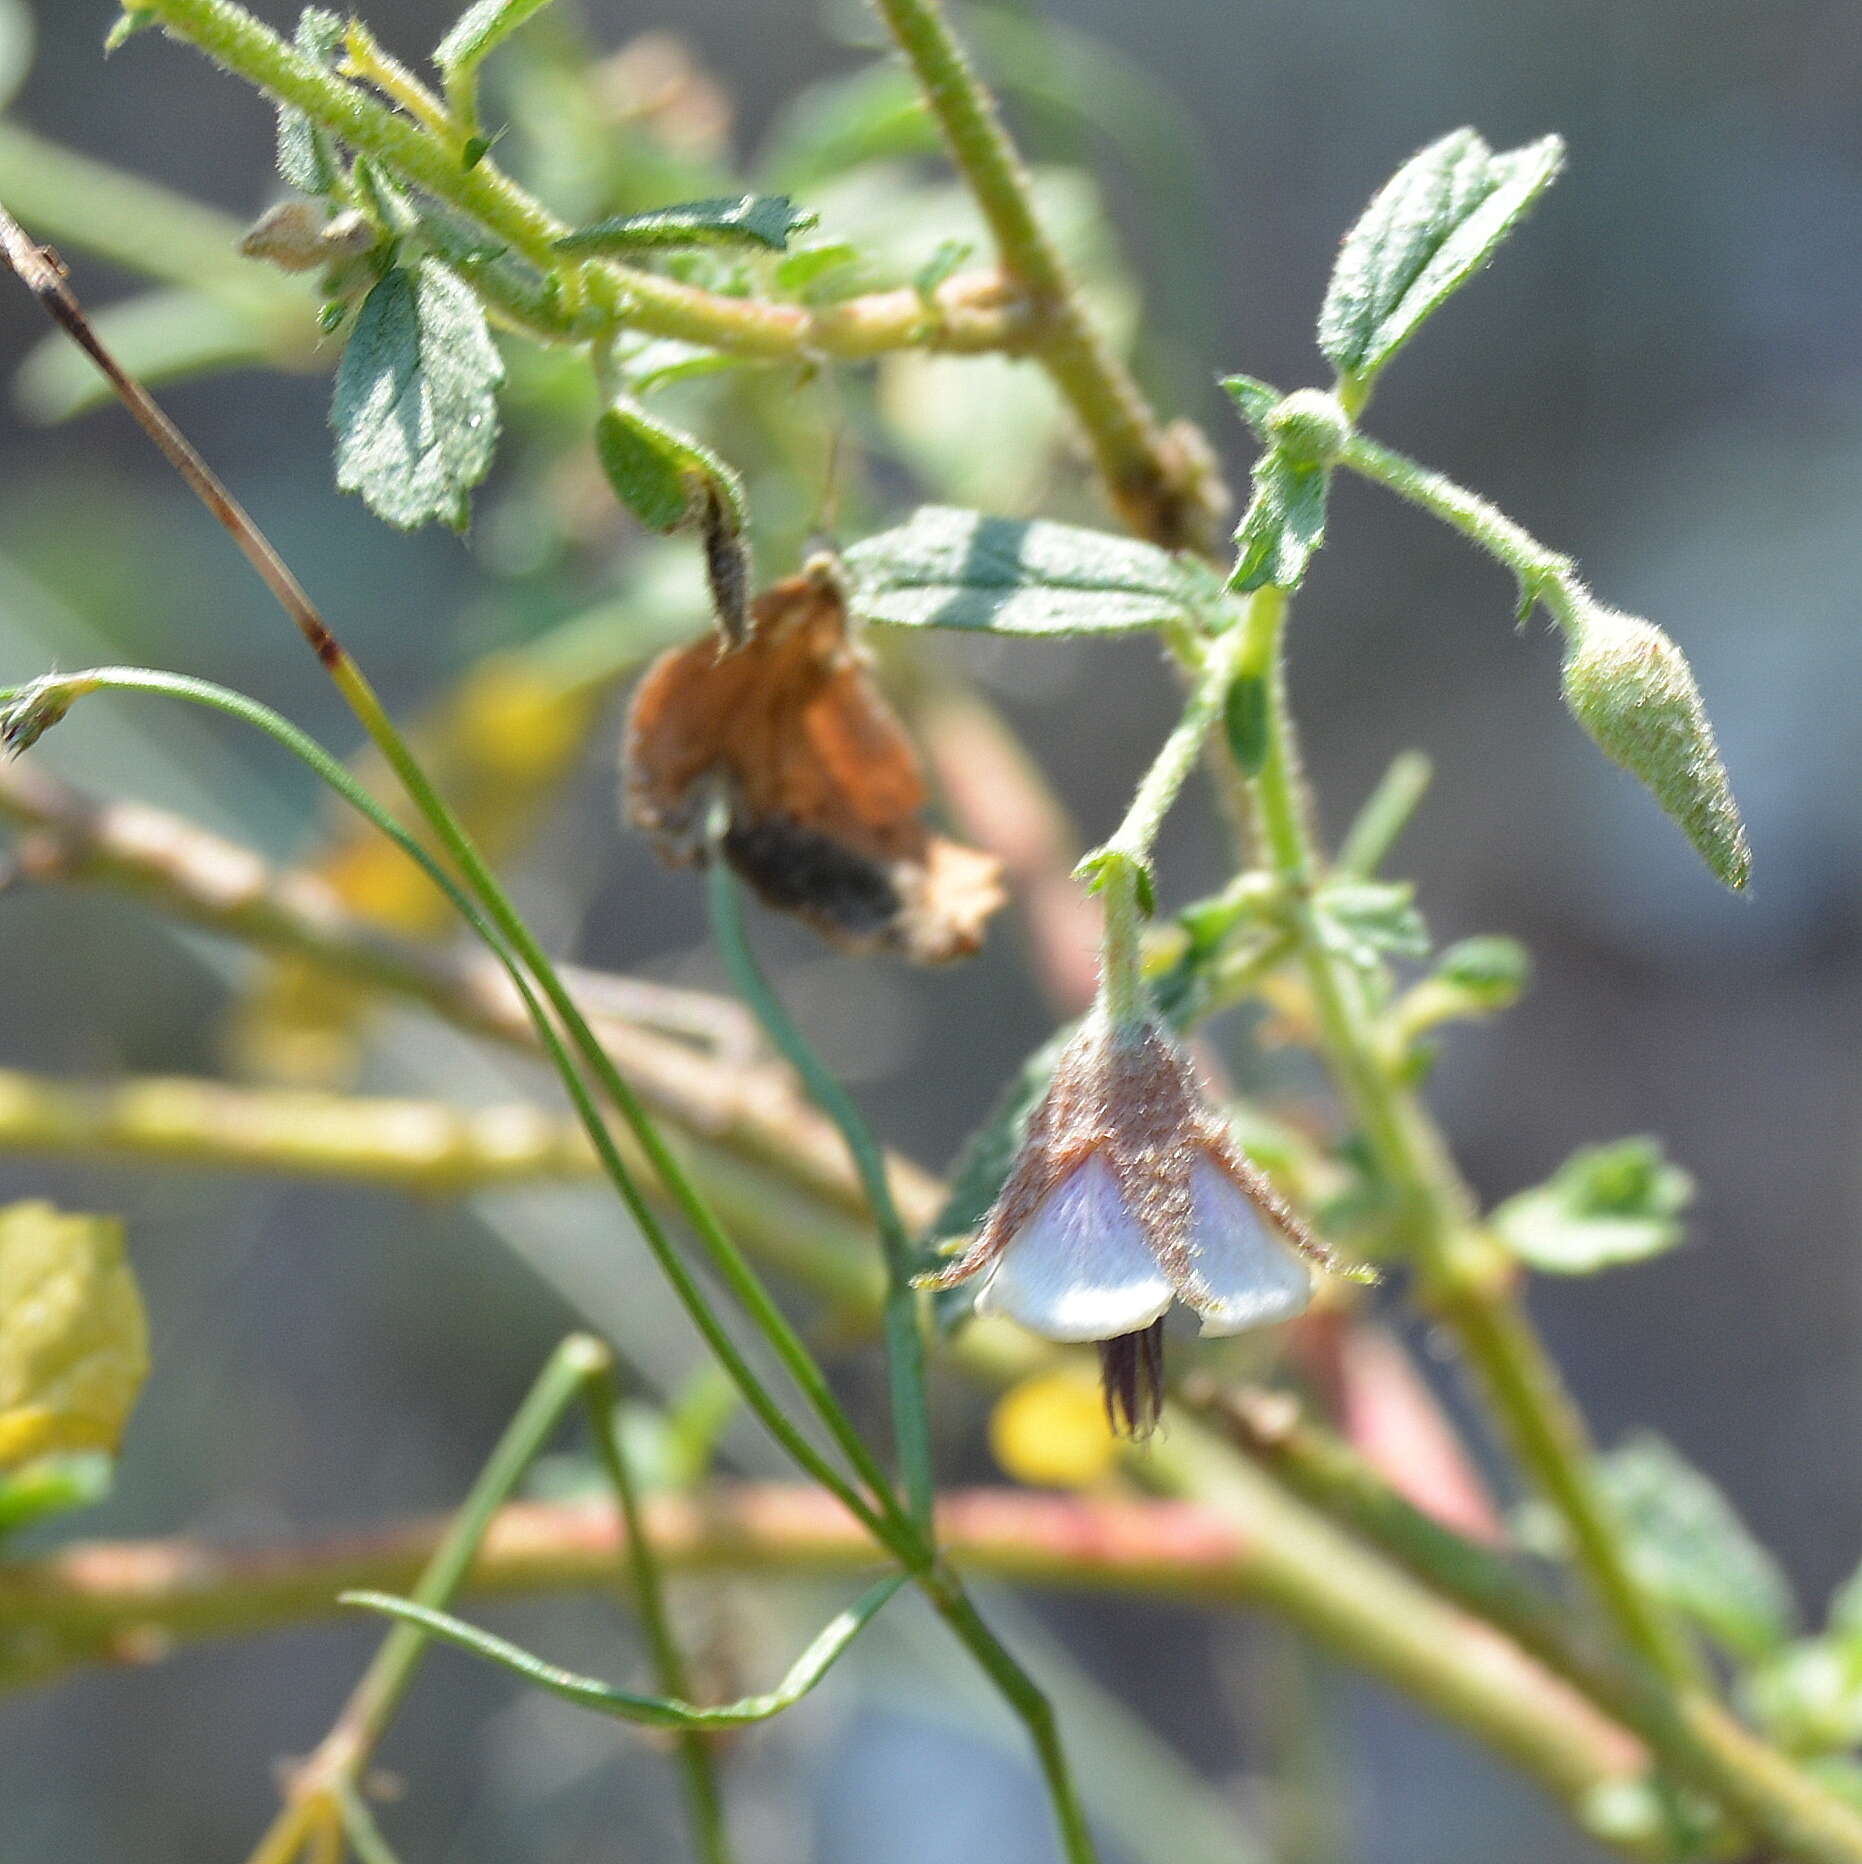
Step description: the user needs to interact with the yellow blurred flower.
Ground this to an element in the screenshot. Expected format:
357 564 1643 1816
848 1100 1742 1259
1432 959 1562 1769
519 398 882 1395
988 1368 1120 1490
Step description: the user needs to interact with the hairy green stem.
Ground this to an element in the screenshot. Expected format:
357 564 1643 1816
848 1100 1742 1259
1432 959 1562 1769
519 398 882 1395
863 0 1216 548
703 837 1104 1860
924 1581 1101 1864
0 204 922 1545
1096 622 1250 877
1334 749 1433 879
123 0 1031 361
1339 432 1582 628
1238 588 1702 1690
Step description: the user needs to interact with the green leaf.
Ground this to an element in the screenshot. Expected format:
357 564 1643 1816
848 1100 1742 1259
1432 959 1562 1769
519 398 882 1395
556 196 817 257
914 237 973 300
105 8 159 52
621 338 757 395
594 401 744 536
843 506 1217 637
595 402 748 637
342 1575 904 1724
1076 846 1155 917
1519 1433 1794 1661
1220 373 1282 440
773 239 863 298
1318 128 1565 384
1743 1640 1862 1756
1228 452 1329 594
1828 1560 1862 1647
275 8 344 196
1432 934 1532 1005
332 260 504 531
435 0 557 82
0 1203 148 1468
1493 1137 1693 1275
758 63 940 192
0 1452 113 1540
1312 878 1429 970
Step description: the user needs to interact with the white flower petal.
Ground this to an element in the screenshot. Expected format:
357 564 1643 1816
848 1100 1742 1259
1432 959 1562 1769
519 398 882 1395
975 1154 1174 1343
1180 1158 1312 1336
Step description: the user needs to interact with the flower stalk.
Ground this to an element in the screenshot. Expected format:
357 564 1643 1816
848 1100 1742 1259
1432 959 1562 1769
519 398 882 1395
1234 583 1709 1697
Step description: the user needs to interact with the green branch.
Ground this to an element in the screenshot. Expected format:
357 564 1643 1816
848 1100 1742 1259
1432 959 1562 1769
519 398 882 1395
864 0 1221 548
121 0 1034 360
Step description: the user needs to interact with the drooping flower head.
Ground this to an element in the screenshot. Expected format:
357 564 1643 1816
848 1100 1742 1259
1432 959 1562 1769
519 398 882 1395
922 1010 1337 1435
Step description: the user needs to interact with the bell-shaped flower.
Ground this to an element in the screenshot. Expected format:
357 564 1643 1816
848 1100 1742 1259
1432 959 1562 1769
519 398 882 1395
922 1011 1334 1434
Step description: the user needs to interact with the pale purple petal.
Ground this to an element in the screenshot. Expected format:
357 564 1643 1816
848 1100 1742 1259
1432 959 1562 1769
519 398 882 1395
975 1153 1173 1343
1178 1158 1311 1336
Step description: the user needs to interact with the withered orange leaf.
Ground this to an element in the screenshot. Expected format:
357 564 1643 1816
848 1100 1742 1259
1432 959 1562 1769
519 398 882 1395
623 565 1005 962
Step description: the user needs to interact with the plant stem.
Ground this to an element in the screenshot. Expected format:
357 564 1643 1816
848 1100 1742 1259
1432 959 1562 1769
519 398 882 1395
706 861 936 1533
1085 623 1251 1025
1333 749 1433 879
1239 585 1703 1695
1096 622 1249 876
0 193 922 1552
1096 860 1147 1026
0 756 943 1236
126 0 1032 360
1339 432 1581 627
1191 1386 1862 1864
704 831 1102 1860
583 1370 734 1864
864 0 1218 548
922 1581 1100 1864
0 664 904 1556
247 1335 605 1860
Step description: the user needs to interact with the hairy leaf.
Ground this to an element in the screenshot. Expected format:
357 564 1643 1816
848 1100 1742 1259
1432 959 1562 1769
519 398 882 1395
1319 128 1565 383
1220 372 1281 440
343 1575 903 1724
0 1202 148 1469
844 506 1218 636
1494 1136 1692 1274
557 196 817 256
595 402 748 635
1313 879 1430 970
435 0 557 80
332 260 504 531
1519 1432 1794 1660
595 402 745 537
1229 452 1329 594
275 7 344 196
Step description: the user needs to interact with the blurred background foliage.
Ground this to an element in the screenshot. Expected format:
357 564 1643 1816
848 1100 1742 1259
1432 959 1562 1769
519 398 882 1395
0 1 1858 1860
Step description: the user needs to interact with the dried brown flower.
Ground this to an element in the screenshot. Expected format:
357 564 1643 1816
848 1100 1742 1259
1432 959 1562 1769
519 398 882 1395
623 565 1005 961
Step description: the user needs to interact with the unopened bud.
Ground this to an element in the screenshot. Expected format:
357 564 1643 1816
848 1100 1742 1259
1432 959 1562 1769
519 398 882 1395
239 203 376 273
1266 389 1352 468
1560 605 1750 891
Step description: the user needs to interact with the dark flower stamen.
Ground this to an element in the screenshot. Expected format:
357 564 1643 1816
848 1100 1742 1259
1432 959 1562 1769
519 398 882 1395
1097 1319 1166 1438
